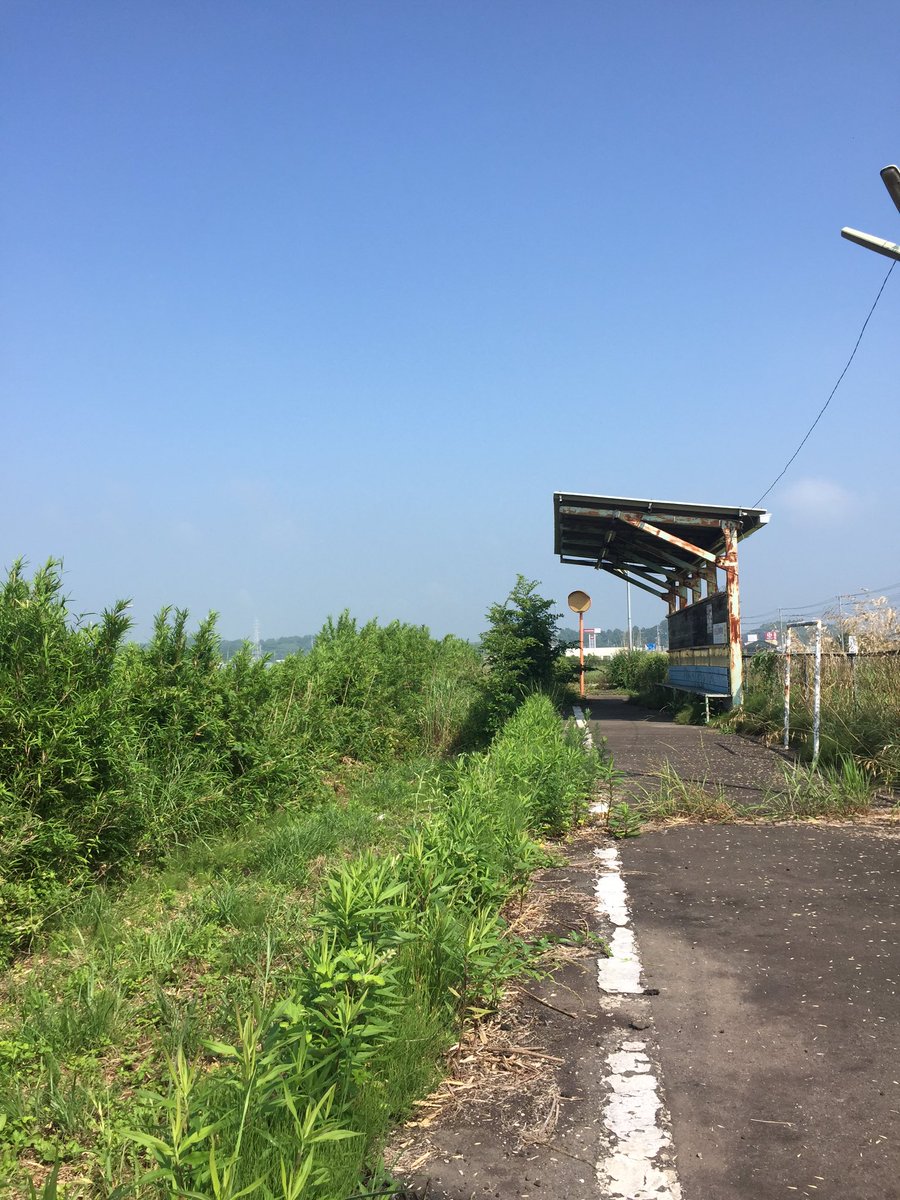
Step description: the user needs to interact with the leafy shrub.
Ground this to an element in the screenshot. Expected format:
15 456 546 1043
479 577 564 733
0 562 485 960
605 649 670 708
0 561 134 957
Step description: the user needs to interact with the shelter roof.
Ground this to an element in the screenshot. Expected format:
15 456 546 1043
553 492 769 596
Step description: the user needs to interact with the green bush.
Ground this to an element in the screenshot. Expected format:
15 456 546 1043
479 577 564 733
606 649 670 706
0 561 136 956
605 649 645 690
0 563 485 961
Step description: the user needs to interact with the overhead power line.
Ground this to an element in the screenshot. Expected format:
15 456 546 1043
753 261 896 508
743 580 900 628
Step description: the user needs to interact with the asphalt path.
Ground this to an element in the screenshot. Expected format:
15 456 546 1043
584 691 789 802
588 695 900 1200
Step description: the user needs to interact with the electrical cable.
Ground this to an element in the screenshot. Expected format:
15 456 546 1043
753 261 896 507
743 581 900 630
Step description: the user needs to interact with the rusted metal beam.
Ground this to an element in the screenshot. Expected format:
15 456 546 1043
617 513 719 565
601 566 669 600
722 521 743 708
595 526 617 568
558 504 725 529
620 563 676 585
624 540 698 574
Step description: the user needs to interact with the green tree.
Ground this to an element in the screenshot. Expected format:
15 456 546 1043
479 576 563 732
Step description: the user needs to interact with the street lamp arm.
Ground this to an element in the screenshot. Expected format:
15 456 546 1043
840 227 900 263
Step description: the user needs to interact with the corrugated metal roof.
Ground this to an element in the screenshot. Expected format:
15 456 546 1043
554 491 769 583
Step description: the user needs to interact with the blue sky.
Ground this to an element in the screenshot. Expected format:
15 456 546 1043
3 2 898 641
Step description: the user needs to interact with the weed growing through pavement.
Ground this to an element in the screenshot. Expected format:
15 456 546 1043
637 761 738 823
627 755 877 828
607 802 644 839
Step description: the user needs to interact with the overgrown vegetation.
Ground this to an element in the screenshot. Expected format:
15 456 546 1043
732 646 900 785
636 762 737 824
604 649 669 707
0 560 485 961
1 696 597 1197
0 562 599 1196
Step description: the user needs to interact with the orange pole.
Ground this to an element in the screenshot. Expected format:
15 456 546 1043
579 610 585 698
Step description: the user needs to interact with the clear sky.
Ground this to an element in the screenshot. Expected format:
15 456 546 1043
3 1 898 642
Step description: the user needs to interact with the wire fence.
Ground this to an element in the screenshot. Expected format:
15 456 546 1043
741 636 900 784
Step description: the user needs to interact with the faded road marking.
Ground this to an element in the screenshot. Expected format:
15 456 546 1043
594 845 682 1199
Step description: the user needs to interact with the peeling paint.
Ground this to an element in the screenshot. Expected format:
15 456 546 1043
596 1039 682 1200
593 847 682 1199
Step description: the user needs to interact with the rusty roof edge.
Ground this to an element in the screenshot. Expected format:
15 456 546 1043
554 490 770 521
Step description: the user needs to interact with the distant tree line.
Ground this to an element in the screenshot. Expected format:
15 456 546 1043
218 634 316 661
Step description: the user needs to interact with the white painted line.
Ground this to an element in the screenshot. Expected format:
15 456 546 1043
594 846 642 993
572 705 594 749
573 706 609 818
593 845 682 1198
596 1039 682 1200
594 848 629 925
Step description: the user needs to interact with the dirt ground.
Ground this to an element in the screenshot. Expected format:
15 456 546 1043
389 695 900 1200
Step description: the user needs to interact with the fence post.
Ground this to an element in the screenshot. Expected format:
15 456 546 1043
812 620 822 767
783 628 792 750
